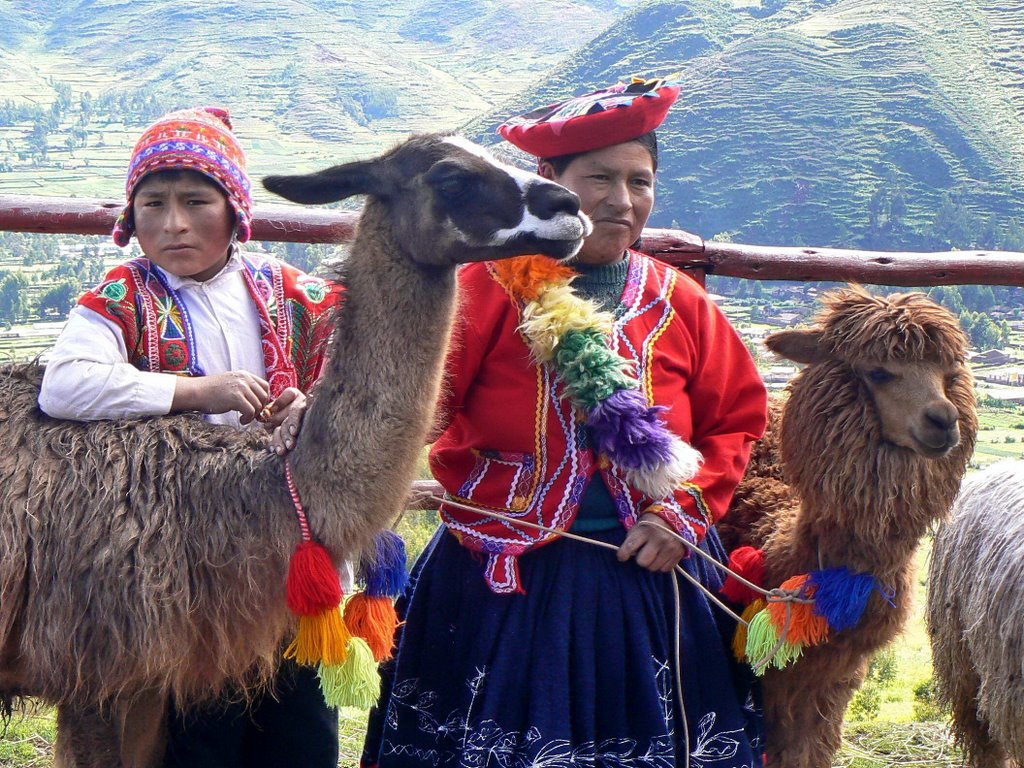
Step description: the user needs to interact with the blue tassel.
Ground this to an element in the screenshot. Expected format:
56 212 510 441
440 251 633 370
808 568 878 633
360 530 409 598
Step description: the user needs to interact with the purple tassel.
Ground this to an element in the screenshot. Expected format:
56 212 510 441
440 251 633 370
808 568 879 632
586 389 676 470
359 530 409 598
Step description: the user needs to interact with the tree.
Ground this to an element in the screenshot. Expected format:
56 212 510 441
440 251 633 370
38 279 81 318
929 285 964 314
0 272 30 326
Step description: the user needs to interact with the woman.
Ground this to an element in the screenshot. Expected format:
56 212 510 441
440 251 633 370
362 78 768 768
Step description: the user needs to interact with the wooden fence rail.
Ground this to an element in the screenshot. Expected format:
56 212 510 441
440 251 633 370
2 193 1023 287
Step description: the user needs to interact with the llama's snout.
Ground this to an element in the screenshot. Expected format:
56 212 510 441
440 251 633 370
914 400 961 455
527 183 581 221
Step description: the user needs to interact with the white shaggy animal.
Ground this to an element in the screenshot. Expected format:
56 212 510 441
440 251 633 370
927 459 1024 768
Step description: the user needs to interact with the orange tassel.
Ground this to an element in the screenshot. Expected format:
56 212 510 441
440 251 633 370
284 608 352 666
492 255 576 302
767 575 829 646
345 593 401 662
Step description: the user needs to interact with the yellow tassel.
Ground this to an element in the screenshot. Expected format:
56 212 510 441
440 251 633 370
520 287 613 361
284 607 351 666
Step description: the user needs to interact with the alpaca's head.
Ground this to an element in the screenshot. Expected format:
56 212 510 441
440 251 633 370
767 285 975 460
263 133 592 266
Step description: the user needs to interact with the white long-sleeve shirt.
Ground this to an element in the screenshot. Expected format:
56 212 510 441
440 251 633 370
39 251 266 430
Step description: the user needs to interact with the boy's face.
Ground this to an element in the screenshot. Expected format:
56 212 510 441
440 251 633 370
132 170 235 281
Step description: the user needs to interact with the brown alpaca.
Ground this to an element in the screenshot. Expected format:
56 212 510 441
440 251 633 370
927 459 1024 768
719 285 977 768
0 133 590 768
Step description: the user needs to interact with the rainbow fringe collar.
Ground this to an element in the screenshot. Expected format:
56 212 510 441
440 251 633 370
491 254 702 499
722 546 895 674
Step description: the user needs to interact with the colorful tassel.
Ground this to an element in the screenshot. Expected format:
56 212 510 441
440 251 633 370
731 562 892 673
345 593 400 662
766 575 829 646
282 460 391 709
491 253 576 303
733 599 766 661
809 568 879 633
317 637 381 709
286 540 343 615
769 637 805 669
360 530 409 598
720 546 767 606
745 609 781 675
284 607 351 666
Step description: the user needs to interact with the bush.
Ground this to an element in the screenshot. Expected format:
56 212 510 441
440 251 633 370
848 683 882 721
912 678 949 722
848 649 897 721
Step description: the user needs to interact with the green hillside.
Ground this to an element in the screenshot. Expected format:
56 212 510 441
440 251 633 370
0 0 633 198
469 0 1024 250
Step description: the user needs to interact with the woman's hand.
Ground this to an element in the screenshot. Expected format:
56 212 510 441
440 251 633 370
172 371 270 424
616 512 688 573
264 387 308 456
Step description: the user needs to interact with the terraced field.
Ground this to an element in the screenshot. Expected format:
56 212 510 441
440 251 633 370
469 0 1024 248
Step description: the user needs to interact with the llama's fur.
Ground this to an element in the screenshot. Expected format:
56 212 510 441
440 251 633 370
0 133 589 767
927 459 1024 768
720 286 977 768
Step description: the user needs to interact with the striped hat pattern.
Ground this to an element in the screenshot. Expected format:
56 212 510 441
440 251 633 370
112 106 253 247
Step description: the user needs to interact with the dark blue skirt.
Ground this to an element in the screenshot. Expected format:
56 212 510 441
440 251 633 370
362 526 763 768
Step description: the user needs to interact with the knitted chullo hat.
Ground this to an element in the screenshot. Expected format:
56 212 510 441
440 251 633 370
112 106 253 247
498 76 680 158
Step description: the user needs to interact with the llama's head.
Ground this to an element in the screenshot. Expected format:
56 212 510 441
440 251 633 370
263 134 592 266
767 285 975 460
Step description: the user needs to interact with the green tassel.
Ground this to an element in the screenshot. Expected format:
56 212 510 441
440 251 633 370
556 329 636 409
770 639 805 669
317 637 381 709
745 609 780 676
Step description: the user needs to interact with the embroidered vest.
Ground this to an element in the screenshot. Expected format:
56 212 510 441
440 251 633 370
79 253 340 397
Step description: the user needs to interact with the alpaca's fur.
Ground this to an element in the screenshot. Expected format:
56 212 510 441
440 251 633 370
720 286 977 768
0 133 589 767
928 460 1024 768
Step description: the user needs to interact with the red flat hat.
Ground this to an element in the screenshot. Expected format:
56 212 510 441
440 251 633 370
499 77 680 158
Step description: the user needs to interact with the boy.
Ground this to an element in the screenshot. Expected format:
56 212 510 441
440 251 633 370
39 106 340 768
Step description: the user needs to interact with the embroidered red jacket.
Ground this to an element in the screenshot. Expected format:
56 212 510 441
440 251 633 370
79 252 341 397
432 252 768 593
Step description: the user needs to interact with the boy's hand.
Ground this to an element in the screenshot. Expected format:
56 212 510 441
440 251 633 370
264 387 308 455
172 371 270 424
616 513 688 573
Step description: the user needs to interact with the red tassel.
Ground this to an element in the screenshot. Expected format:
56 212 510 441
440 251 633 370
286 540 343 616
720 546 767 606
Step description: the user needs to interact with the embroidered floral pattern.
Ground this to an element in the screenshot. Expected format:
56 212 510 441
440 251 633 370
380 661 756 768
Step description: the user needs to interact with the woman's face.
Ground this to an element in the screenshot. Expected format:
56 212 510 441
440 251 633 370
541 141 655 266
132 170 235 281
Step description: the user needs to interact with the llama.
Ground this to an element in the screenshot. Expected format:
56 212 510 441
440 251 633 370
927 459 1024 768
718 285 977 768
0 133 590 768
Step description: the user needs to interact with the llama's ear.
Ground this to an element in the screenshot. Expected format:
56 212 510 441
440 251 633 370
263 160 389 204
765 329 832 365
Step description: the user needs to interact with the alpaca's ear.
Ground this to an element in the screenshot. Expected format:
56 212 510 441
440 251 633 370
766 329 832 365
263 160 390 204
